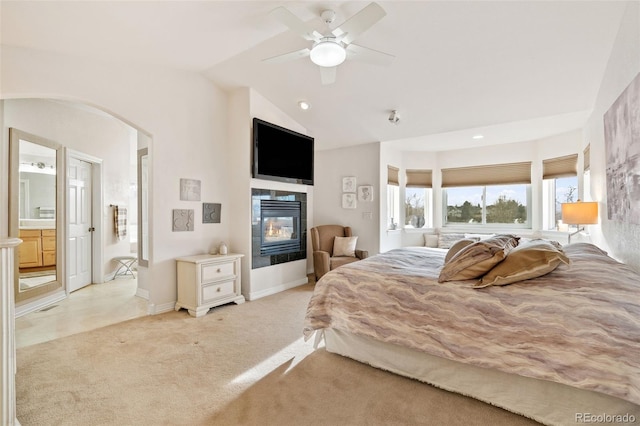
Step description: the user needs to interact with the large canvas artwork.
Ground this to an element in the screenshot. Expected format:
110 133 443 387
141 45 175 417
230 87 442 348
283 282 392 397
603 72 640 224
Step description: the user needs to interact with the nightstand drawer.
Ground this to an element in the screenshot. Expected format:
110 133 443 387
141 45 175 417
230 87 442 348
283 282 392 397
202 280 235 301
201 262 235 283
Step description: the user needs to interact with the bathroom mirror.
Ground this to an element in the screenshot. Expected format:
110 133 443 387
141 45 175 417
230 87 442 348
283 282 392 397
9 128 63 303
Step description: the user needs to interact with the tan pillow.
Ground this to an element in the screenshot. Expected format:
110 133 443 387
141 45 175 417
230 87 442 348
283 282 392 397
438 234 520 282
475 239 570 288
444 239 477 263
424 234 439 248
333 236 358 257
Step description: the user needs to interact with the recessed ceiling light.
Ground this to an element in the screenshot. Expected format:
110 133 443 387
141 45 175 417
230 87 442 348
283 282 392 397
472 134 484 140
298 101 311 110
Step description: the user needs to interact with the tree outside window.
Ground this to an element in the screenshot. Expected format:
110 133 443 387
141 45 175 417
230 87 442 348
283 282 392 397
405 187 428 228
445 184 529 225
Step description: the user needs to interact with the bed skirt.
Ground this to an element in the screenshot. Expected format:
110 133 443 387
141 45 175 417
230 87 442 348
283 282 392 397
323 329 640 426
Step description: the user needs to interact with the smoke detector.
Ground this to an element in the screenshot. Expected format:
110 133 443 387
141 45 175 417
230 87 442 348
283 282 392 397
388 110 400 125
321 10 336 25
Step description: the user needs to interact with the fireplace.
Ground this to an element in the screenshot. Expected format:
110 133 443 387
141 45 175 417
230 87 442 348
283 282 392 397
260 200 301 256
251 189 307 269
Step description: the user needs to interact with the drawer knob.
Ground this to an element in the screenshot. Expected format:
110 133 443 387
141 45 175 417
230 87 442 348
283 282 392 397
216 287 221 292
217 268 221 273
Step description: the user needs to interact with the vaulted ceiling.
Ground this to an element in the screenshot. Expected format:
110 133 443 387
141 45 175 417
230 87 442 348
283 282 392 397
1 1 628 151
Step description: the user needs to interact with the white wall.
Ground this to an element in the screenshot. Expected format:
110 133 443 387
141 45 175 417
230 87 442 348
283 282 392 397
3 99 135 277
584 1 640 272
1 46 231 312
314 142 380 256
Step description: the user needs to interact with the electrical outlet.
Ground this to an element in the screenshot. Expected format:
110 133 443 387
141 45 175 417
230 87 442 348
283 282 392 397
362 212 373 220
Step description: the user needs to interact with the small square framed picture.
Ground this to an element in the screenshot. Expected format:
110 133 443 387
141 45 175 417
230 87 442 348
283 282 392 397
358 185 374 202
342 176 356 193
342 193 357 209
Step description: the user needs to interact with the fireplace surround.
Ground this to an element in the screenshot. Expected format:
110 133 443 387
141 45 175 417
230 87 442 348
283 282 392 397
251 189 307 269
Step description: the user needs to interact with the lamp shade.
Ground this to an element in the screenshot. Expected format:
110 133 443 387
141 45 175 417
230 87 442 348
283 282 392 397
310 40 346 67
561 201 598 225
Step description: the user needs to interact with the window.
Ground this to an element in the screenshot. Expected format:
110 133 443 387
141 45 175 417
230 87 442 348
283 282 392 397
583 144 591 201
444 184 529 226
542 154 578 230
404 169 432 228
387 165 399 230
405 187 431 228
388 185 399 229
544 176 578 230
442 162 531 227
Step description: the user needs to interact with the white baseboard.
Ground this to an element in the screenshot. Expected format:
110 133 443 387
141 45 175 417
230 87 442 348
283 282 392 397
15 290 67 318
135 287 150 300
147 301 175 315
247 277 309 301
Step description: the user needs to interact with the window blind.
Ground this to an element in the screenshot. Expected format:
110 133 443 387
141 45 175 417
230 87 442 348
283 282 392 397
441 162 531 187
543 154 578 179
388 165 399 186
406 169 432 188
583 145 591 171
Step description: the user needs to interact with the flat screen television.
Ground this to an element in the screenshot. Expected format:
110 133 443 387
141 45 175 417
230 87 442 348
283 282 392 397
252 117 314 185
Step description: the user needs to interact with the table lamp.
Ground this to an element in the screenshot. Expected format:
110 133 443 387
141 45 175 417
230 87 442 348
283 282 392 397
561 201 598 244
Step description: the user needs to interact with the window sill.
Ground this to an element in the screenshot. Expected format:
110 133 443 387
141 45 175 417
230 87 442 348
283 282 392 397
403 227 435 233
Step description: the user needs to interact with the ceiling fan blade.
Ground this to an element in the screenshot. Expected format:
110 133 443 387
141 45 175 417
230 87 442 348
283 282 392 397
269 7 323 42
263 48 311 64
331 2 386 45
319 66 337 85
346 44 394 66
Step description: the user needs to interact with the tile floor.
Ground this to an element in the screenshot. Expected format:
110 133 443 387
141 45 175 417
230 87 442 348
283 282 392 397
15 277 148 348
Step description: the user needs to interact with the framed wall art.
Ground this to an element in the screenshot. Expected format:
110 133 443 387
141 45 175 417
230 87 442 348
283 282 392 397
342 193 357 209
603 72 640 224
342 176 356 193
180 178 201 201
202 203 221 224
172 209 194 231
358 185 373 202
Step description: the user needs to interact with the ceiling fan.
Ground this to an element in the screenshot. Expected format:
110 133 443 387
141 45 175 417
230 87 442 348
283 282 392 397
264 2 394 85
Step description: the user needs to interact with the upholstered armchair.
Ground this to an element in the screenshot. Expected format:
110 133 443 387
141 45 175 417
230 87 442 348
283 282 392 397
310 225 368 281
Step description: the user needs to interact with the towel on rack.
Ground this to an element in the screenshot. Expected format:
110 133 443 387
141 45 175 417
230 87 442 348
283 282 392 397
114 205 127 241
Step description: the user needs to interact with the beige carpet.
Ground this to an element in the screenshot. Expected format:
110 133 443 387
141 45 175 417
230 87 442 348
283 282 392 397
16 284 540 426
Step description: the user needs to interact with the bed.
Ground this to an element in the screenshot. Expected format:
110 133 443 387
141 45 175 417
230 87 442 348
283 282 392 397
303 241 640 425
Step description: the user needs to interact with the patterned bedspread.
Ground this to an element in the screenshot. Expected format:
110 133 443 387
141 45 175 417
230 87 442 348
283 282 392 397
303 243 640 405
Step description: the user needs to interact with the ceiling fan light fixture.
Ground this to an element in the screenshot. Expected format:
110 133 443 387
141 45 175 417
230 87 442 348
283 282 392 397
310 39 346 67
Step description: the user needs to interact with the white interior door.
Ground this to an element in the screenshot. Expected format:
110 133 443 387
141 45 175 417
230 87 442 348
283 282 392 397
68 157 93 292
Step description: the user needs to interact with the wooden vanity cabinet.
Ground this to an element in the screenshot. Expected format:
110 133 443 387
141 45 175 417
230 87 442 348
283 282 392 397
41 229 57 266
18 229 56 269
18 230 43 268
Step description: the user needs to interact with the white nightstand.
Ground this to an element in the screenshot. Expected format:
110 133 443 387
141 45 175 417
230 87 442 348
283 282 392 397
175 253 245 317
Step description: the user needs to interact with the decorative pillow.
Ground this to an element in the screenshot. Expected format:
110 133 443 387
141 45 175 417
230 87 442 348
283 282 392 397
437 233 467 249
424 234 439 248
444 239 477 263
464 233 496 241
438 234 520 282
333 236 358 257
475 239 570 288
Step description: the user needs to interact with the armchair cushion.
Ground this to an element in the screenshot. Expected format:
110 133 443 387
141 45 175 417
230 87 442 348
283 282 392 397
333 236 358 257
